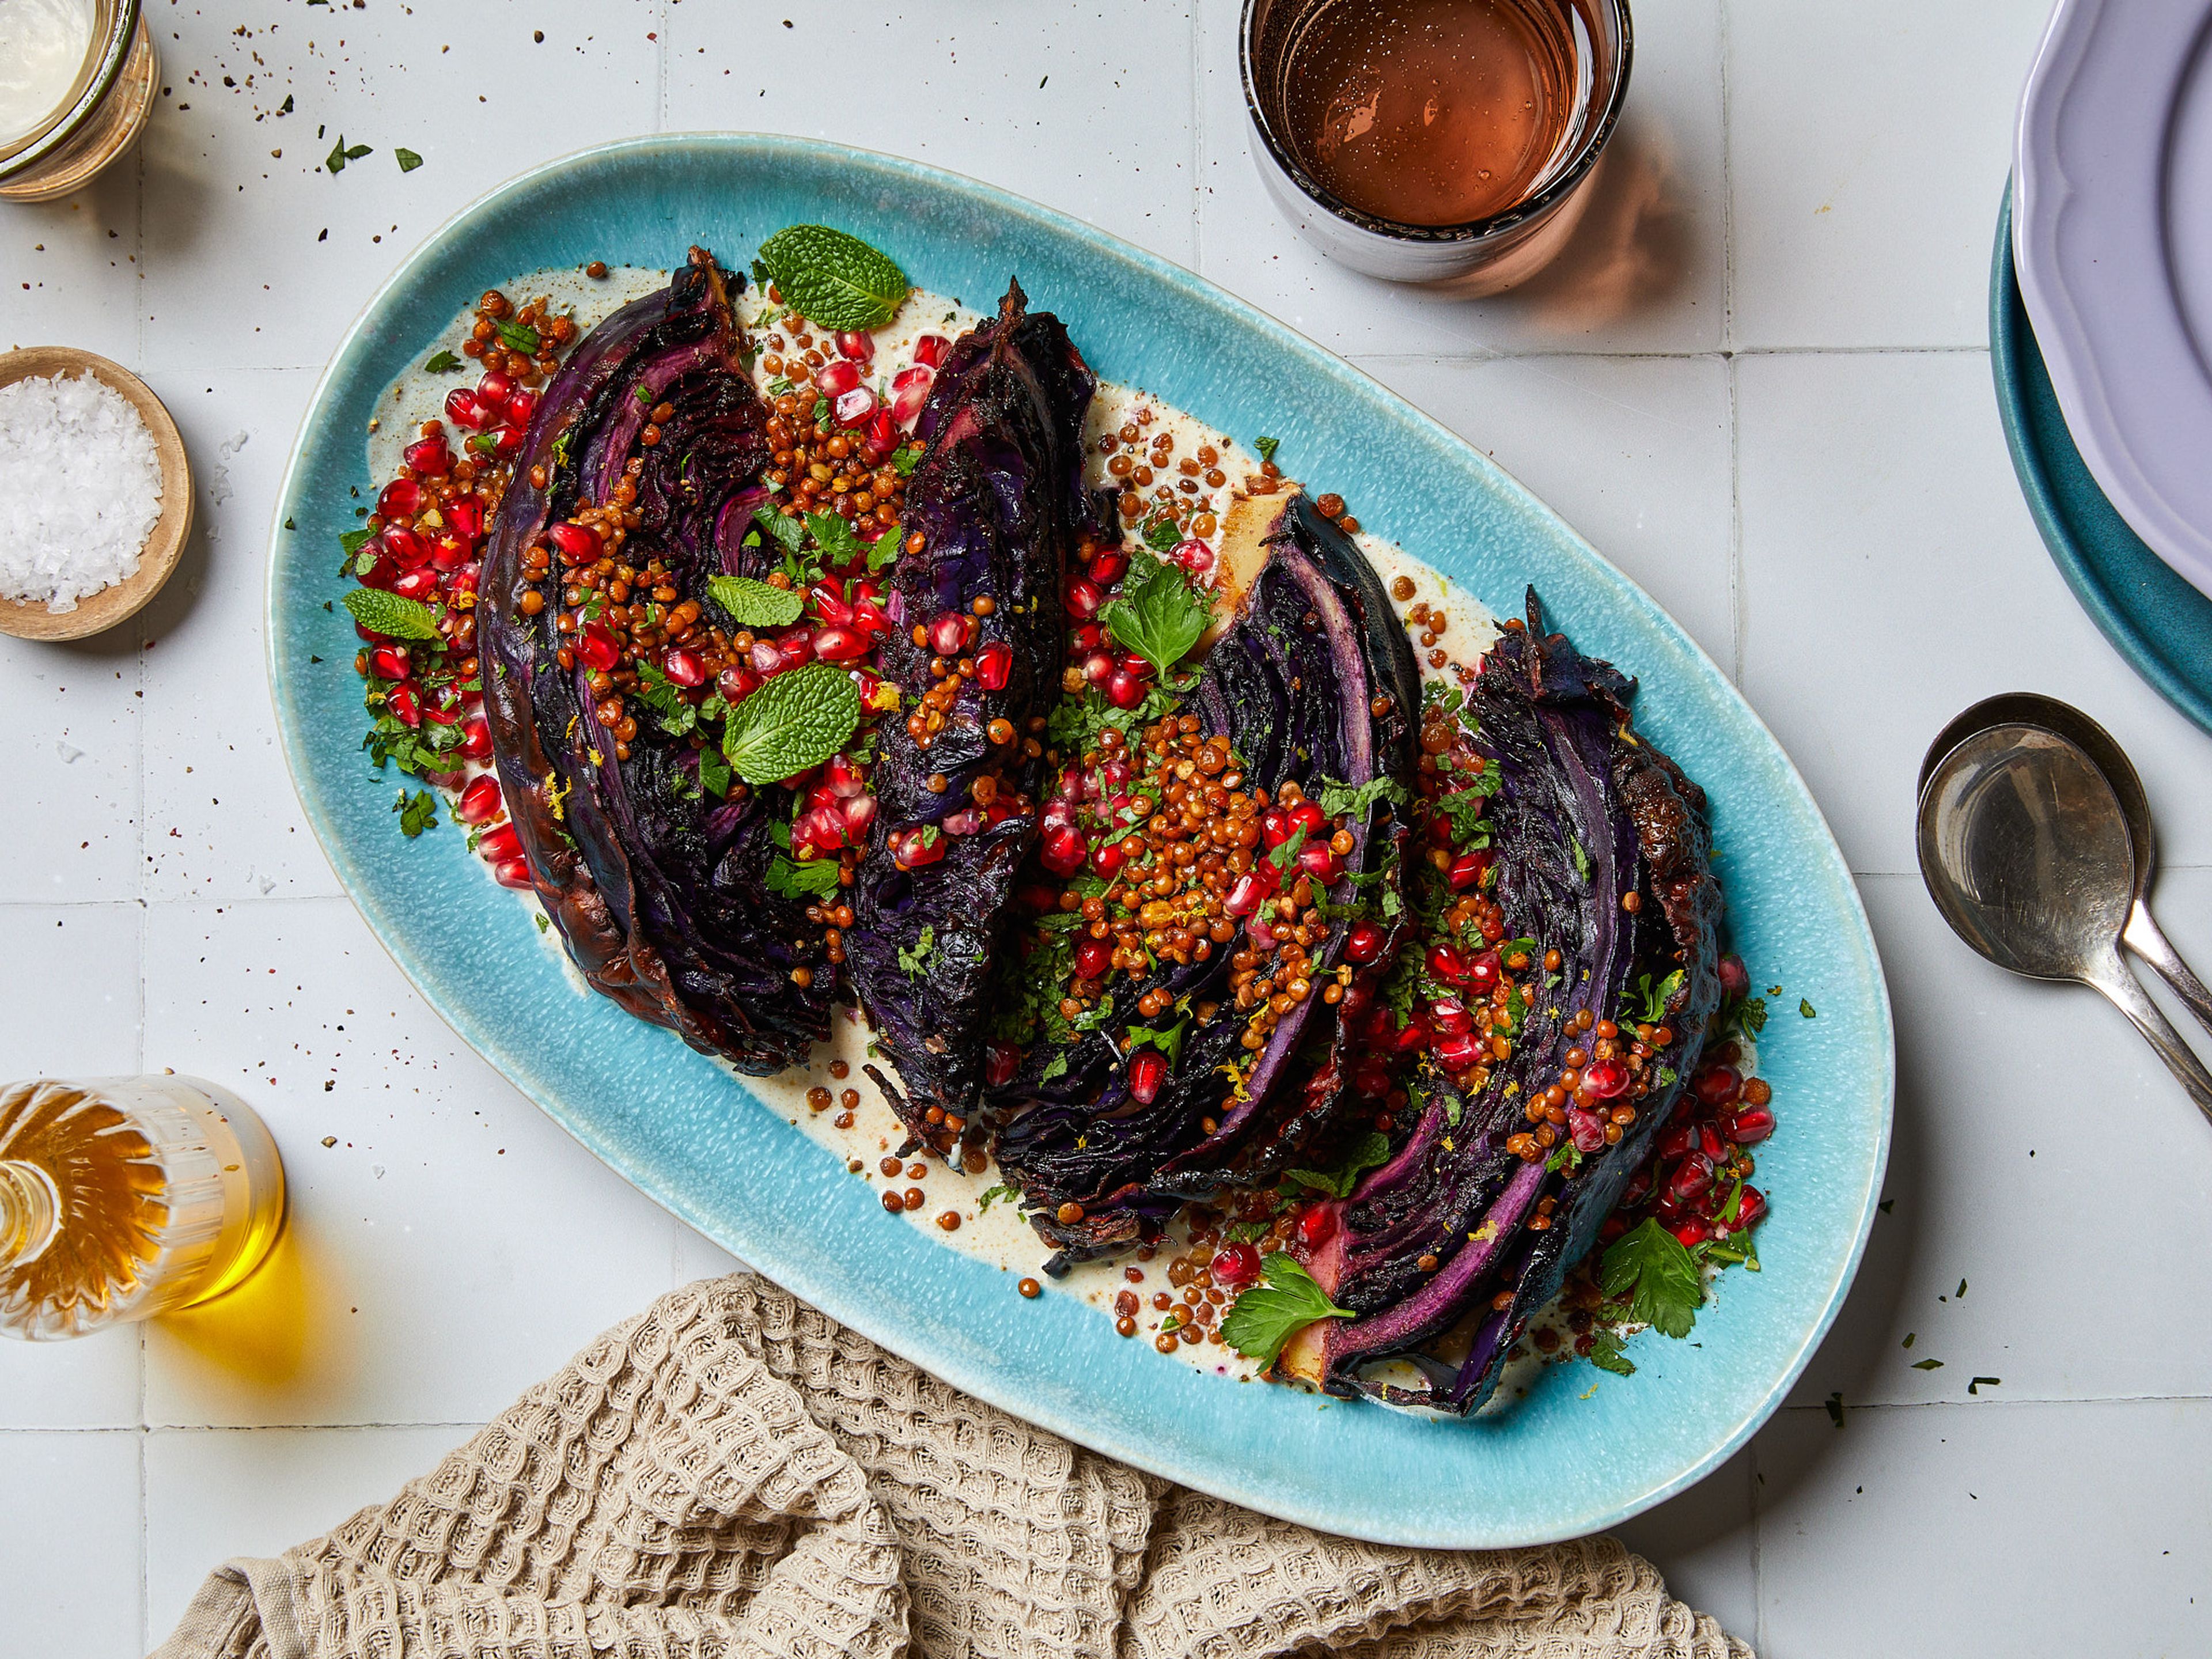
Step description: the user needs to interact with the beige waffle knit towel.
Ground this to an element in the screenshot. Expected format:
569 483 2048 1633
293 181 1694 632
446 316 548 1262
152 1275 1749 1659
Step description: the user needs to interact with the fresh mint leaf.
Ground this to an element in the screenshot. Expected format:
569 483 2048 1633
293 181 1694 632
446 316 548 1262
755 224 910 331
1255 435 1280 465
1220 1253 1352 1368
1103 554 1210 677
1124 1018 1187 1069
423 349 461 373
1316 774 1409 822
342 586 441 641
767 852 841 899
395 146 423 173
697 744 732 800
495 319 541 355
1267 824 1309 874
1141 513 1181 555
805 510 863 568
1800 998 1817 1018
752 502 807 554
707 574 804 629
890 442 924 476
977 1182 1018 1214
1599 1218 1704 1340
1569 835 1592 882
1629 969 1685 1028
393 788 438 838
325 135 352 173
1432 786 1492 846
721 664 860 785
1279 1131 1391 1199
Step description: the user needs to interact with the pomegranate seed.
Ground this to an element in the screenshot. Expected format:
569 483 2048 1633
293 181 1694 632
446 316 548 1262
1065 577 1104 621
445 498 484 540
490 425 525 459
477 823 522 865
392 567 440 603
1344 920 1385 963
835 329 875 363
867 408 900 452
1718 953 1750 999
975 640 1013 691
430 533 471 573
381 525 430 567
1116 649 1153 678
1465 949 1502 994
459 716 492 761
1429 998 1472 1036
985 1043 1021 1088
1128 1049 1165 1105
548 521 599 559
1069 623 1103 652
812 625 869 662
815 358 862 398
1088 549 1129 586
457 774 503 824
653 647 702 688
1659 1124 1696 1160
912 333 950 368
1672 1219 1711 1248
576 624 620 673
1668 1152 1715 1203
826 385 873 427
1733 1186 1767 1228
1726 1105 1775 1145
749 638 784 674
1104 669 1147 710
1211 1243 1262 1288
1583 1058 1630 1099
503 389 536 426
1427 943 1468 983
1569 1109 1607 1153
477 369 514 406
1040 822 1087 876
443 387 488 429
1172 539 1215 575
717 664 760 702
404 436 452 475
1693 1065 1742 1108
1296 1206 1336 1248
889 826 944 869
1447 850 1493 889
1433 1031 1483 1071
493 857 533 891
1289 801 1328 836
1353 1060 1391 1100
775 630 813 671
1078 649 1114 686
369 645 411 680
806 579 851 626
1259 807 1291 849
1621 1167 1653 1207
927 611 970 656
1224 869 1278 917
376 478 421 518
793 806 848 855
1074 938 1112 980
850 597 892 639
1298 843 1343 884
1091 838 1126 877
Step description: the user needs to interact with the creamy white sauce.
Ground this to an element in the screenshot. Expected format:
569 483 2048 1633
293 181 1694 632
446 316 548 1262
377 271 1755 1400
0 0 92 149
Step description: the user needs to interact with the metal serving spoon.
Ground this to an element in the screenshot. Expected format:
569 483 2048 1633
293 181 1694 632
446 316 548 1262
1917 722 2212 1123
1920 694 2212 1041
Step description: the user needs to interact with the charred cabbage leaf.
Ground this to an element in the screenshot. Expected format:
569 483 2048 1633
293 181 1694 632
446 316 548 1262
480 248 835 1073
991 493 1422 1270
846 281 1109 1149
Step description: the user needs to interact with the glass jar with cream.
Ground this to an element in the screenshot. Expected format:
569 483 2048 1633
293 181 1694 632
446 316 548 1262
0 0 157 203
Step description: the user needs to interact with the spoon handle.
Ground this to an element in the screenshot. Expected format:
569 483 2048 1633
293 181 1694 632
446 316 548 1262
2088 955 2212 1127
2123 901 2212 1044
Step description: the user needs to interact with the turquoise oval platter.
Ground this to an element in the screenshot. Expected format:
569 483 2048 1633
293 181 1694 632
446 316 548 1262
267 134 1892 1548
1991 187 2212 735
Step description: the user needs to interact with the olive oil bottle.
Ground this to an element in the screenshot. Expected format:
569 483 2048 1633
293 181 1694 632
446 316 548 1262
0 1076 285 1340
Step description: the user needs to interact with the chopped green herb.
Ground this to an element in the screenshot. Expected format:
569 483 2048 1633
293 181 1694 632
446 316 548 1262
1254 435 1280 465
1912 1358 1944 1370
766 853 841 899
393 788 438 838
1220 1253 1352 1368
977 1183 1018 1214
495 319 541 355
1587 1327 1635 1376
897 924 938 977
1123 1018 1188 1068
394 147 424 173
423 349 462 373
1800 998 1817 1018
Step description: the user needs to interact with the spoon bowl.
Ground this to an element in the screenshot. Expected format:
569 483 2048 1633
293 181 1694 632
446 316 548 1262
1919 721 2212 1121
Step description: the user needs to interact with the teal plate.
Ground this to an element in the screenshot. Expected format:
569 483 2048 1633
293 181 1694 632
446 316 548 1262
1993 187 2212 734
268 135 1892 1548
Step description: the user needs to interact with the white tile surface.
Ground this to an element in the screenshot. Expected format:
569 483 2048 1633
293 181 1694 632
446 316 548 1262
1755 1399 2212 1658
7 2 2212 1647
0 1430 143 1656
664 1 1200 265
1361 353 1734 664
141 368 339 903
1725 0 2053 350
1737 349 2212 876
139 898 677 1427
1195 0 1727 356
145 1423 475 1643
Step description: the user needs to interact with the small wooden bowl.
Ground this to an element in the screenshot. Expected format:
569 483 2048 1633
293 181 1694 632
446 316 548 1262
0 346 193 642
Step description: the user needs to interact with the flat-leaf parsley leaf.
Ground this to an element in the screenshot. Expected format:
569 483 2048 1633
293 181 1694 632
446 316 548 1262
1221 1253 1353 1368
1600 1218 1704 1339
1103 554 1209 677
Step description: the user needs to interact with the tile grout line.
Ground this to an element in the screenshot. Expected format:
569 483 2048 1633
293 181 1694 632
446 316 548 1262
138 1423 150 1656
1727 352 1744 688
1188 0 1205 274
654 0 670 134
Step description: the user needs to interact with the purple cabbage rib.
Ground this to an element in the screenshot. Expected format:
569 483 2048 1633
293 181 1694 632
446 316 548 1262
991 493 1421 1270
1306 590 1723 1416
480 248 834 1072
847 280 1108 1150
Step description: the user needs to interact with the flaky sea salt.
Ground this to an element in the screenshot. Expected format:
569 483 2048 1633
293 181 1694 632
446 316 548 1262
0 372 165 613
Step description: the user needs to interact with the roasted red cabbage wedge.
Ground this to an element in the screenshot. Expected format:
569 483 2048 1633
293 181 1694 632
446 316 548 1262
481 249 835 1072
992 494 1421 1270
1283 593 1723 1415
848 281 1109 1150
